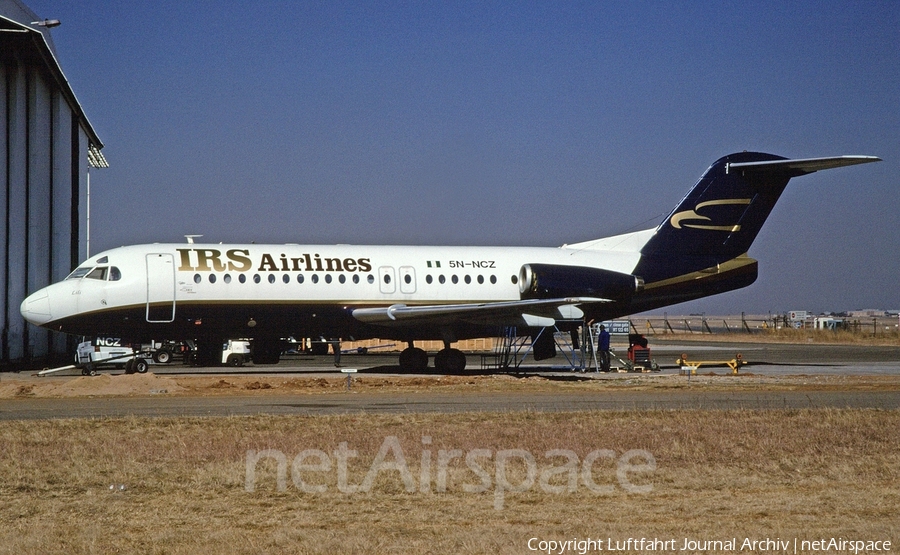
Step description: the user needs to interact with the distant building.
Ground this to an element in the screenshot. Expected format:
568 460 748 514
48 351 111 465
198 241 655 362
1 1 106 367
849 310 884 318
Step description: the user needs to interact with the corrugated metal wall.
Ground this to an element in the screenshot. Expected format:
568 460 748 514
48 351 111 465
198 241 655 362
1 57 85 366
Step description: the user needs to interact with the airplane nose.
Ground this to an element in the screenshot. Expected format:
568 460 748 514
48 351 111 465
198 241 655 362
20 291 52 326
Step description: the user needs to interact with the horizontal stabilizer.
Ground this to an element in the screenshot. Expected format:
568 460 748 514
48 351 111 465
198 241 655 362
727 155 881 175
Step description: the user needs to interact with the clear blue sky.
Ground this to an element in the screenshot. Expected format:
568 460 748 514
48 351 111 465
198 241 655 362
28 1 899 315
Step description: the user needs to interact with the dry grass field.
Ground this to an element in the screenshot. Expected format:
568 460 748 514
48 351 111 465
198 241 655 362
1 409 897 554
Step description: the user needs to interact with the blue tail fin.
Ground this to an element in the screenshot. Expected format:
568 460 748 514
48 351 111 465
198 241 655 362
634 152 879 284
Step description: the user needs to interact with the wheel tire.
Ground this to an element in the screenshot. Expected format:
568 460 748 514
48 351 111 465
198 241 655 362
196 339 224 367
154 350 172 364
226 354 243 367
434 348 467 374
251 339 282 365
399 347 428 372
125 359 135 374
135 359 150 374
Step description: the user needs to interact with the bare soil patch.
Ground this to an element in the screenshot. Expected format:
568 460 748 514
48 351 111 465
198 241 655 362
2 371 900 400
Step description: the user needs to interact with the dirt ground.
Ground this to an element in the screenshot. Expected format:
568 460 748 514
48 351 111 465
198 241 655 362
4 370 900 400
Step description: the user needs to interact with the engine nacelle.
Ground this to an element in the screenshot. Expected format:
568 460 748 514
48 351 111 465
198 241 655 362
518 264 643 300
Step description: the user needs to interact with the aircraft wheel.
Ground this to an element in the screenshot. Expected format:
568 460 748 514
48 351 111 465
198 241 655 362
434 348 467 374
251 339 283 365
196 338 224 367
135 359 150 374
398 347 428 372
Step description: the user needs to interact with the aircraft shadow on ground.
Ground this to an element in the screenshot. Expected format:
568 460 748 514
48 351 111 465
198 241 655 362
359 365 596 381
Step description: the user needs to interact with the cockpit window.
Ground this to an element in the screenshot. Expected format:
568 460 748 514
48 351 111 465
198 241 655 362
66 267 92 280
109 267 122 281
85 267 108 280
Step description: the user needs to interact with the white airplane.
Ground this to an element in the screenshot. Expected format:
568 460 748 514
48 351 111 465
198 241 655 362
21 152 880 372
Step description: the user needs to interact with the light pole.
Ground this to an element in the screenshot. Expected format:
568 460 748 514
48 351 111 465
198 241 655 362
86 146 109 258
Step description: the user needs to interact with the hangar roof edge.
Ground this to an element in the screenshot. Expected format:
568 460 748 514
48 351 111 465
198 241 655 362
0 10 107 167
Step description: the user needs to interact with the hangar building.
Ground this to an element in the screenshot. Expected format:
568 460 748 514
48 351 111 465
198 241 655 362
1 0 106 368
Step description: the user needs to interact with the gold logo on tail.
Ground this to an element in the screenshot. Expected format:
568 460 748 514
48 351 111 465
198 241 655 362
670 198 752 231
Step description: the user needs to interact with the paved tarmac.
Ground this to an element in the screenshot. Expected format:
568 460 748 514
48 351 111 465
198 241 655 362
2 339 898 420
3 388 900 421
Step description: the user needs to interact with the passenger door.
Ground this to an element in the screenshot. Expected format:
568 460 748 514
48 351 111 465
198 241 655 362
146 253 175 322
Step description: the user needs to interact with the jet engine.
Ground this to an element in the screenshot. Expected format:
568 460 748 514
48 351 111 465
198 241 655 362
518 264 643 300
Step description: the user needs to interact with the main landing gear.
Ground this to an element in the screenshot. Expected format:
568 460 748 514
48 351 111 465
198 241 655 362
397 342 468 373
434 348 467 373
398 346 428 372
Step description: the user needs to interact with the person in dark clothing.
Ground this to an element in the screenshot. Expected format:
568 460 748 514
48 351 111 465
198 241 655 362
598 324 611 372
331 339 342 367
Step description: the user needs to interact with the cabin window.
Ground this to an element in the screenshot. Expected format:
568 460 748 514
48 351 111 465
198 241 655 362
352 275 360 284
490 275 497 284
312 275 319 284
239 274 247 284
464 275 471 284
209 274 217 284
451 275 458 284
425 275 433 284
253 274 261 284
193 274 201 284
224 274 232 284
339 274 346 284
367 274 375 284
477 275 484 284
325 275 332 284
438 275 446 284
268 274 276 284
282 274 290 284
297 274 304 284
510 275 517 285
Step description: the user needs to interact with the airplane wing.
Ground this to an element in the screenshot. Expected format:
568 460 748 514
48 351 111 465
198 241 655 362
351 297 610 328
726 155 881 175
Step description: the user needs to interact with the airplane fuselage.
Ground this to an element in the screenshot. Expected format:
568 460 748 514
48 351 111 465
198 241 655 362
20 152 880 370
24 241 647 344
